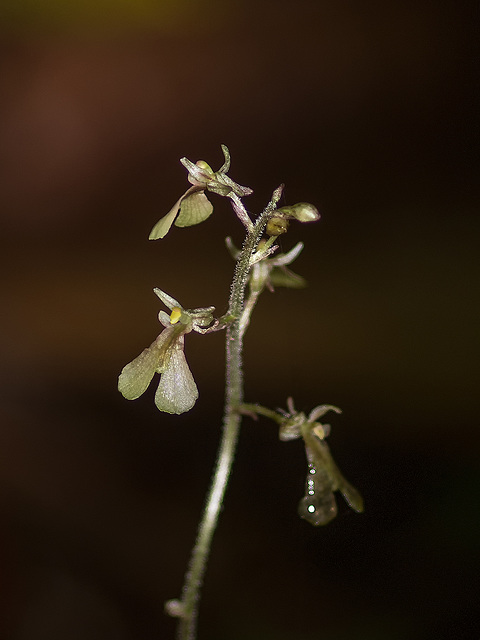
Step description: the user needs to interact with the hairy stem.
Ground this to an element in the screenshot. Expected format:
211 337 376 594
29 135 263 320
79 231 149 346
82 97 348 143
176 206 274 640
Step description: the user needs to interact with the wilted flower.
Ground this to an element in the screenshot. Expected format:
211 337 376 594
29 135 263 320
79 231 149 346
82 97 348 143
118 289 215 414
278 398 364 526
149 145 253 240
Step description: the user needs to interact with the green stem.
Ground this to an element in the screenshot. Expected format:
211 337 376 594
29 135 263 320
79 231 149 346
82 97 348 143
175 207 274 640
237 403 284 425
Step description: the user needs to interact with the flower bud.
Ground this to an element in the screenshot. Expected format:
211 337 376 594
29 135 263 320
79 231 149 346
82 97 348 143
275 202 320 223
266 216 290 236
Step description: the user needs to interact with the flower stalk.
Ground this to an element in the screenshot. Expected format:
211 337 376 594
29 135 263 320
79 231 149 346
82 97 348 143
173 194 281 640
117 146 361 640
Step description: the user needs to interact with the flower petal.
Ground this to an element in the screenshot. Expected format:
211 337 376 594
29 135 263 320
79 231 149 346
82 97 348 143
271 242 304 267
225 236 240 260
269 266 306 289
158 310 172 328
308 404 341 423
118 331 172 400
175 191 213 228
338 477 364 513
149 195 184 240
307 438 364 513
298 463 338 526
181 157 214 185
154 347 199 414
209 173 252 197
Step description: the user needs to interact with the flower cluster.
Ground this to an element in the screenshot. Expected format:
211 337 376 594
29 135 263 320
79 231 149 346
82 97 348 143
118 289 215 414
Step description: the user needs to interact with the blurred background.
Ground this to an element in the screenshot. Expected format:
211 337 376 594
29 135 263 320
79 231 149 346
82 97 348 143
0 1 478 639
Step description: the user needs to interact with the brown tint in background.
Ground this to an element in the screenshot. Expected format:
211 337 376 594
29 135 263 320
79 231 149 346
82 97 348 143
0 1 478 639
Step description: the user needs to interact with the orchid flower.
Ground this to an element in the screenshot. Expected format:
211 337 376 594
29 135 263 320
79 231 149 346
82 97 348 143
225 239 307 335
118 289 215 414
149 145 253 240
278 398 364 525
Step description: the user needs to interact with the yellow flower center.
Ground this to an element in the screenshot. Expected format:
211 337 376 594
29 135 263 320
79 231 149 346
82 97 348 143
170 307 182 324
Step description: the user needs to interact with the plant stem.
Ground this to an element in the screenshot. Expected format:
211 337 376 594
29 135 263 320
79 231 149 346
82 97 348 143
237 403 284 425
175 207 273 640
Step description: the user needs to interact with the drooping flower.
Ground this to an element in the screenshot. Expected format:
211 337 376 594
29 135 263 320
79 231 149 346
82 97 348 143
149 145 253 240
118 289 215 414
278 398 364 526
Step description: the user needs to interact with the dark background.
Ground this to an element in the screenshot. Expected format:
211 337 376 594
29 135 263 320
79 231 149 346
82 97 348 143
0 1 478 639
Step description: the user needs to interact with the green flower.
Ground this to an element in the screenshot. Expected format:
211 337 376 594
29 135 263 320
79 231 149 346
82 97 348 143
249 241 307 292
149 145 252 240
278 398 364 526
226 239 306 293
118 289 215 414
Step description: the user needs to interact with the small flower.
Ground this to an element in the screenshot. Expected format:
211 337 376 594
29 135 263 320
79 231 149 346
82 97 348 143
118 289 215 414
278 398 364 526
149 145 253 240
251 241 307 292
239 398 363 525
226 239 306 293
224 239 308 335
